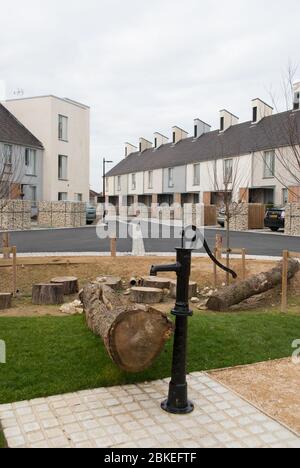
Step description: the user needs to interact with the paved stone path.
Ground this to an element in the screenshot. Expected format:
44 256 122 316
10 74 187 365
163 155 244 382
1 373 299 449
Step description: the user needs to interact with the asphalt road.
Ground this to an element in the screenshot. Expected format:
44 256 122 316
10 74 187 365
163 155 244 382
7 221 300 257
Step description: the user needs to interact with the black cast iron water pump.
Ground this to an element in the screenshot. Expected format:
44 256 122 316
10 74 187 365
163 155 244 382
150 227 237 415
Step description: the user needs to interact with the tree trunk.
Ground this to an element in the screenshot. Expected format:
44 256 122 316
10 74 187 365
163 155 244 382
207 259 300 311
0 293 12 310
32 283 64 305
81 282 174 373
130 287 164 304
51 277 79 295
142 276 172 290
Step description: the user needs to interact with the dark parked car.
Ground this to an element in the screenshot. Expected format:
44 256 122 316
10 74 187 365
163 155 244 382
264 207 285 232
86 204 97 225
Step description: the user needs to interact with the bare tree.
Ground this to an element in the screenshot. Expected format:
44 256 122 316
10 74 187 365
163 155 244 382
208 145 250 285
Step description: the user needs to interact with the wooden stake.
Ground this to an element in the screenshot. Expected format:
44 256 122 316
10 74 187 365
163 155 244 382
111 237 117 258
242 249 246 281
213 248 218 288
281 250 289 313
12 246 17 296
2 233 10 259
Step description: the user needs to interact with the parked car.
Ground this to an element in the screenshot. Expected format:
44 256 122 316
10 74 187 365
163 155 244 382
264 207 285 232
217 208 226 228
86 204 97 225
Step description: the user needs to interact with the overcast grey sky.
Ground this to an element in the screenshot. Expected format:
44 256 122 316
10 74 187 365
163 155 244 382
1 0 299 191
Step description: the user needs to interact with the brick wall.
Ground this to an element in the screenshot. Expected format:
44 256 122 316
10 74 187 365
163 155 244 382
285 204 300 236
0 200 31 231
37 202 86 228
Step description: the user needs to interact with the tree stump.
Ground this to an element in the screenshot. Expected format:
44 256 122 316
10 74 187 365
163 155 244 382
96 276 122 291
142 276 173 290
81 283 174 373
130 287 164 304
51 277 79 295
207 259 300 311
0 293 12 310
32 283 64 305
169 280 198 300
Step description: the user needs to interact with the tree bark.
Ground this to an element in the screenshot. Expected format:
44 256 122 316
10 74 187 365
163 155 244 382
81 282 174 373
207 259 300 311
32 283 64 305
0 293 12 310
51 277 79 295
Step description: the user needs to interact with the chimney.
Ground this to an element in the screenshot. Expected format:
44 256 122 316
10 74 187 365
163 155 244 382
251 98 273 124
139 137 152 153
172 126 188 144
125 142 138 158
293 82 300 111
219 110 239 132
194 119 211 139
154 132 169 149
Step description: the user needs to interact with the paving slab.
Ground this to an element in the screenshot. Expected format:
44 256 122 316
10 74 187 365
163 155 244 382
0 373 299 449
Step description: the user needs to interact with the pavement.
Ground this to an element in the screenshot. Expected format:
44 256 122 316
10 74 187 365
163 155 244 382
6 221 300 257
1 372 299 449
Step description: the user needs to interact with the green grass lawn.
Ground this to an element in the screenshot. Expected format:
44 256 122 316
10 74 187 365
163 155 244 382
0 310 300 405
0 428 6 449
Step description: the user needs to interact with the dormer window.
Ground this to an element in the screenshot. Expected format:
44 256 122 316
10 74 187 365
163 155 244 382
253 106 258 123
172 132 176 144
294 92 300 111
194 125 198 138
220 117 224 132
154 137 157 148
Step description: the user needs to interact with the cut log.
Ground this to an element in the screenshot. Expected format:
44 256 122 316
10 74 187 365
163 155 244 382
130 287 164 304
0 293 12 310
207 259 300 311
81 282 173 373
170 280 198 300
32 283 64 305
142 276 173 290
95 276 122 291
51 277 79 295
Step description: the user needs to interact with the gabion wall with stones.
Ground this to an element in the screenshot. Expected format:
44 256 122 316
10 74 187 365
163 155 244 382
0 200 31 231
227 203 249 232
37 202 86 228
184 204 203 227
285 204 300 236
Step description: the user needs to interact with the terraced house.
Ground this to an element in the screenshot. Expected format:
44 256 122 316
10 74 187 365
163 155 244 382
106 85 300 217
0 103 43 202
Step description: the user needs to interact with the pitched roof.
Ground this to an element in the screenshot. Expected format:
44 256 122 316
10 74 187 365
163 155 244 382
107 110 300 177
0 103 43 149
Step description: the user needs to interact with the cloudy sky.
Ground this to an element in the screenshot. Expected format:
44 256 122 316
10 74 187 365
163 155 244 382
1 0 299 191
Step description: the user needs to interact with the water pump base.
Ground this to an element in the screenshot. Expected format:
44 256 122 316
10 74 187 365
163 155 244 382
161 399 194 415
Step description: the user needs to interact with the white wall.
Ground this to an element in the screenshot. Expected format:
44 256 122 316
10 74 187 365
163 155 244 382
4 96 90 202
143 169 163 194
128 171 143 195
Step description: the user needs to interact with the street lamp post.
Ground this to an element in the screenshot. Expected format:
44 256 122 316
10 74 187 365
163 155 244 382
102 158 113 201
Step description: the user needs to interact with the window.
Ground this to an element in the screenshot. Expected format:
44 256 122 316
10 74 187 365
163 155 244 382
224 159 233 184
253 106 258 122
220 117 225 131
148 171 153 189
139 143 142 153
193 164 200 186
117 176 121 191
168 168 174 188
172 132 176 144
25 149 37 175
58 115 68 141
194 125 198 138
282 188 288 205
3 144 12 165
294 93 300 111
58 192 68 201
58 155 68 180
131 173 136 190
154 138 157 148
264 151 275 178
75 193 82 202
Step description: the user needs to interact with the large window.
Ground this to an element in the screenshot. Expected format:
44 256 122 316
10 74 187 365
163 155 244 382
75 193 82 202
224 159 233 184
264 150 275 178
282 188 288 205
58 155 68 180
193 163 200 186
131 173 136 190
148 171 153 189
30 185 37 202
58 115 68 141
25 149 37 176
58 192 68 201
168 168 174 188
117 176 121 192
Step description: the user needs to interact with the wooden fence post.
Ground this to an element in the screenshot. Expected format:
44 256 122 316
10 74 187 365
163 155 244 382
12 246 17 296
110 237 117 258
213 248 218 288
242 249 246 281
2 233 10 259
281 250 289 313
